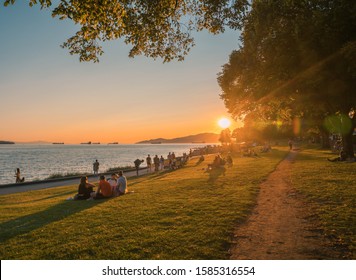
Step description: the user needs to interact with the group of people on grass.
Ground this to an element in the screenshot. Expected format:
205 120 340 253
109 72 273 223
144 152 189 173
207 154 233 170
74 170 127 200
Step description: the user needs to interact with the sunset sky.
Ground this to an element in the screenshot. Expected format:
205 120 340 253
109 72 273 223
0 2 241 144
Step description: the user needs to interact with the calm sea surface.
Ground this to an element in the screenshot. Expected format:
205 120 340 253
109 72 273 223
0 143 208 185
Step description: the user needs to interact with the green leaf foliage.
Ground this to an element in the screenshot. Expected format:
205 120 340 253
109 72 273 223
218 0 356 153
2 0 249 62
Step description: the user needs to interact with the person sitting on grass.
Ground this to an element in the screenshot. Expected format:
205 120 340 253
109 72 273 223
75 176 96 200
91 175 113 199
198 155 205 162
114 170 128 196
208 154 225 170
243 148 258 157
107 173 118 191
327 149 347 162
226 154 233 167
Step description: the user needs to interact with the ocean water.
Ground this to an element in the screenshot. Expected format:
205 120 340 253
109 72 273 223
0 143 209 185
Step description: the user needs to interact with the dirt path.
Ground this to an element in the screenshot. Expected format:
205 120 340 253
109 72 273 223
230 151 337 259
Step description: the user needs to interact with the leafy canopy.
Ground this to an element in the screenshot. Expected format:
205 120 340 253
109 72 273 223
218 0 356 155
218 0 356 124
3 0 249 62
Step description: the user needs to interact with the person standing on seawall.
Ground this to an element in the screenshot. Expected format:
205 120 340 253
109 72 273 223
146 154 152 173
15 168 25 183
93 159 100 174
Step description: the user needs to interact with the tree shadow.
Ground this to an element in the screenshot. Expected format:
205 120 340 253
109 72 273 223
0 199 106 243
29 190 75 203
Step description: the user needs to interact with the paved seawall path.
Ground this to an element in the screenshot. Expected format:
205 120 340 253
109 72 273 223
0 168 150 196
230 151 341 259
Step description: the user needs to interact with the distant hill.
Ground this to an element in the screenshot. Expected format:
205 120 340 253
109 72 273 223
0 140 15 144
14 141 50 144
136 133 220 144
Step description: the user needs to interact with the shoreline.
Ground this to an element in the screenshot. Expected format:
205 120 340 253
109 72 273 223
0 144 218 188
0 167 151 195
0 166 147 190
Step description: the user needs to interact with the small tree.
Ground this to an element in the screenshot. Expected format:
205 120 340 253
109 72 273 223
219 128 232 146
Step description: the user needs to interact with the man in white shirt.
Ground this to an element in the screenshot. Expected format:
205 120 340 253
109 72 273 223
115 170 127 196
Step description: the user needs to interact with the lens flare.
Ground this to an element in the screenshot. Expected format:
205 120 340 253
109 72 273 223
218 118 231 129
293 117 301 135
324 114 352 135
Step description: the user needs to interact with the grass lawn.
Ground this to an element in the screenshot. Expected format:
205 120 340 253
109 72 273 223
291 147 356 258
0 148 287 259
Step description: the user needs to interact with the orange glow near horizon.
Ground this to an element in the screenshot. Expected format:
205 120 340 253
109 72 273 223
3 113 232 144
0 9 244 147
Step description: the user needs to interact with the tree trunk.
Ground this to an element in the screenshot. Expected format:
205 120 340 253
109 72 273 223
342 133 354 158
341 111 356 159
319 127 330 149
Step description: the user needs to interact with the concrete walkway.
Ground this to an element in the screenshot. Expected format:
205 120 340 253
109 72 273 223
0 167 152 195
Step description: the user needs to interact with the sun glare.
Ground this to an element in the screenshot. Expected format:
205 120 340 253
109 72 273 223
218 117 231 129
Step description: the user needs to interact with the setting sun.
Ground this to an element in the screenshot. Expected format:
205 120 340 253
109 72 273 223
218 117 231 129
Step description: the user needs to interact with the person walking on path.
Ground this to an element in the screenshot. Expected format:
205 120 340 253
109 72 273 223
288 140 293 150
134 158 144 176
93 159 100 175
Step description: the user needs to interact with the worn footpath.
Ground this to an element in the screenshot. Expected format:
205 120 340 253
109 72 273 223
230 151 340 259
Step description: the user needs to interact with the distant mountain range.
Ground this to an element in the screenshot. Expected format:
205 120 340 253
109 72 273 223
0 140 15 144
136 133 220 144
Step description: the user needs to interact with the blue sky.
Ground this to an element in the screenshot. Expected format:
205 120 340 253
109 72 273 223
0 2 241 143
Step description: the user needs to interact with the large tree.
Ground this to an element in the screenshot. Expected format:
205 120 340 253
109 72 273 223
218 0 356 157
3 0 249 62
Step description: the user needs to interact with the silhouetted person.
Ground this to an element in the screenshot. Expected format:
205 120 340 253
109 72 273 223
288 140 293 150
153 155 160 171
160 155 165 170
146 154 152 172
76 176 96 200
226 154 233 167
134 159 144 176
93 159 99 174
15 168 25 183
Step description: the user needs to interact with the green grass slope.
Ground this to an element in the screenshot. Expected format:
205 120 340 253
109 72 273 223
291 148 356 258
0 149 287 259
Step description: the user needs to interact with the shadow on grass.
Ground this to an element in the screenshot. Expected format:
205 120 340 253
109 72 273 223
207 167 226 183
0 200 106 243
29 190 76 203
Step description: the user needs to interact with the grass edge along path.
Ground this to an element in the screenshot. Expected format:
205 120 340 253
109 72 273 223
0 148 288 259
291 148 355 259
